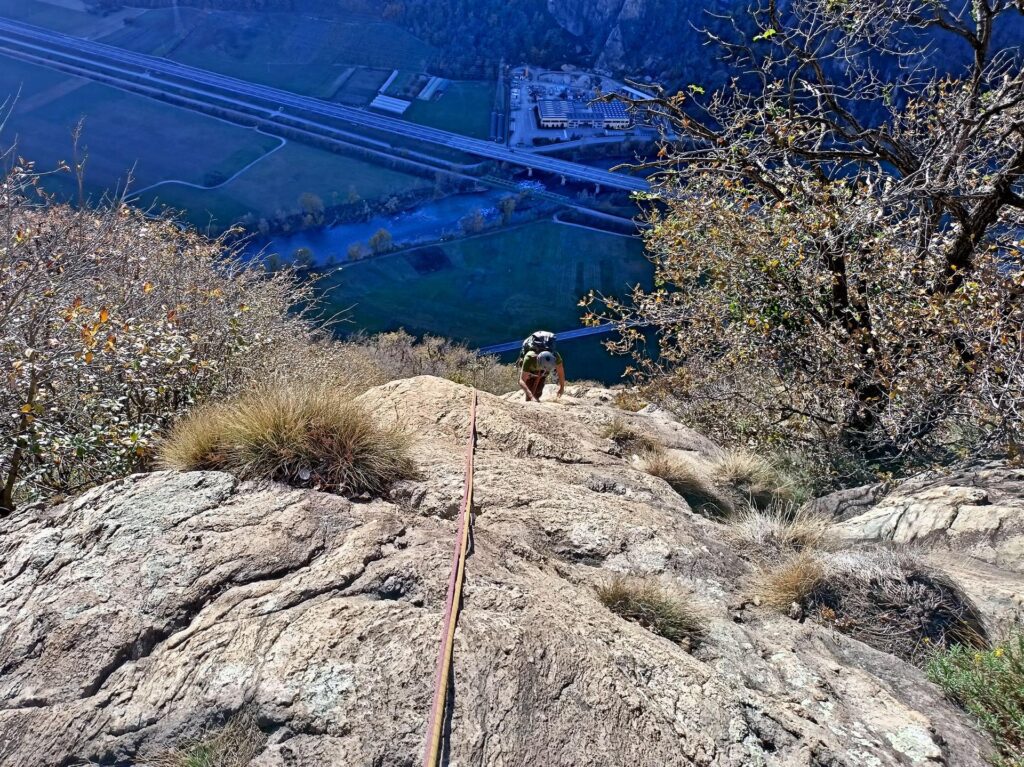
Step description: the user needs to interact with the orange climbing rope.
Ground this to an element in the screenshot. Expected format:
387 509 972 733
422 389 478 767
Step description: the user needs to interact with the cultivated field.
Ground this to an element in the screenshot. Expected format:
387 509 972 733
334 68 394 106
318 221 651 347
405 81 495 139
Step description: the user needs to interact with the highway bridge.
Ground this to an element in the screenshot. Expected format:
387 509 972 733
0 17 651 193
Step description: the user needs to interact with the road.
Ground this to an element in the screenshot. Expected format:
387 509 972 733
0 17 651 193
478 324 623 355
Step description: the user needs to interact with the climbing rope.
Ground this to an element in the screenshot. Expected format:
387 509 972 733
422 389 478 767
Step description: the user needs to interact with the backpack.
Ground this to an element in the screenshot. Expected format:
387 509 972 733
519 331 556 362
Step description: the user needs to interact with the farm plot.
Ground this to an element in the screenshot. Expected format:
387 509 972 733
404 81 495 139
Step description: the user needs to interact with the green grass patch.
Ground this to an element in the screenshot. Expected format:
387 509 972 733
928 635 1024 766
0 55 279 200
99 9 436 97
334 68 393 106
318 220 650 346
139 142 430 230
405 81 495 139
0 0 109 35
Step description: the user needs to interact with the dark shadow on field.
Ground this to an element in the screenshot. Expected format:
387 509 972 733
407 246 453 275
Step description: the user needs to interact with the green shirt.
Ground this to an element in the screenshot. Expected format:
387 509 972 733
522 350 563 375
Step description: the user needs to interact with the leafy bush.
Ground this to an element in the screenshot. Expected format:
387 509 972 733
928 634 1024 767
0 161 518 514
756 549 987 665
596 575 705 646
159 382 416 496
146 711 266 767
0 162 310 514
584 2 1024 485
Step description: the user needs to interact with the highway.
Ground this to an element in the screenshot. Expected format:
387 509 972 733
0 17 650 193
479 324 624 355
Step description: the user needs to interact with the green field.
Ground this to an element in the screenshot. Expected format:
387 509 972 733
0 0 114 35
0 55 281 199
335 68 393 106
98 9 437 98
137 142 431 229
405 81 495 139
317 221 651 346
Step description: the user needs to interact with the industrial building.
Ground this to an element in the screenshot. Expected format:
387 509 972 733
535 99 631 130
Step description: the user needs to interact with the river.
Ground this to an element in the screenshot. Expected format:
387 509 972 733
249 190 509 267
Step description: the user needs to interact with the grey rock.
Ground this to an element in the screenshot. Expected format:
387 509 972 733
837 462 1024 627
0 377 993 766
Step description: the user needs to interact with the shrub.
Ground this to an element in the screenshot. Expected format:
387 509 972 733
331 331 518 396
640 450 733 518
713 450 803 510
1 162 311 514
726 501 830 564
146 711 266 767
601 417 660 456
755 549 987 665
160 382 417 496
927 634 1024 767
596 575 705 646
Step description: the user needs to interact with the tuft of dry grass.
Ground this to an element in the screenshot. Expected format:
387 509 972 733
754 548 988 665
713 449 801 509
641 450 734 518
614 390 648 412
159 382 417 496
601 417 660 455
752 550 826 611
726 501 831 564
596 575 706 645
145 711 266 767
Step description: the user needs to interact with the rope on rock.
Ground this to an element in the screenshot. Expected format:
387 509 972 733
422 389 478 767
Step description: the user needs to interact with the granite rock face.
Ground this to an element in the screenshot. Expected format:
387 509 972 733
838 462 1024 628
0 377 998 766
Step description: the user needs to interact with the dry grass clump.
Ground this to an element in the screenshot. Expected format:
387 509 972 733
641 450 734 518
726 501 831 564
159 382 417 496
601 417 661 456
712 449 801 510
614 390 649 412
596 575 706 646
754 548 987 665
752 550 827 611
145 711 266 767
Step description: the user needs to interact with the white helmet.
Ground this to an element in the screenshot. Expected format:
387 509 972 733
537 351 557 373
